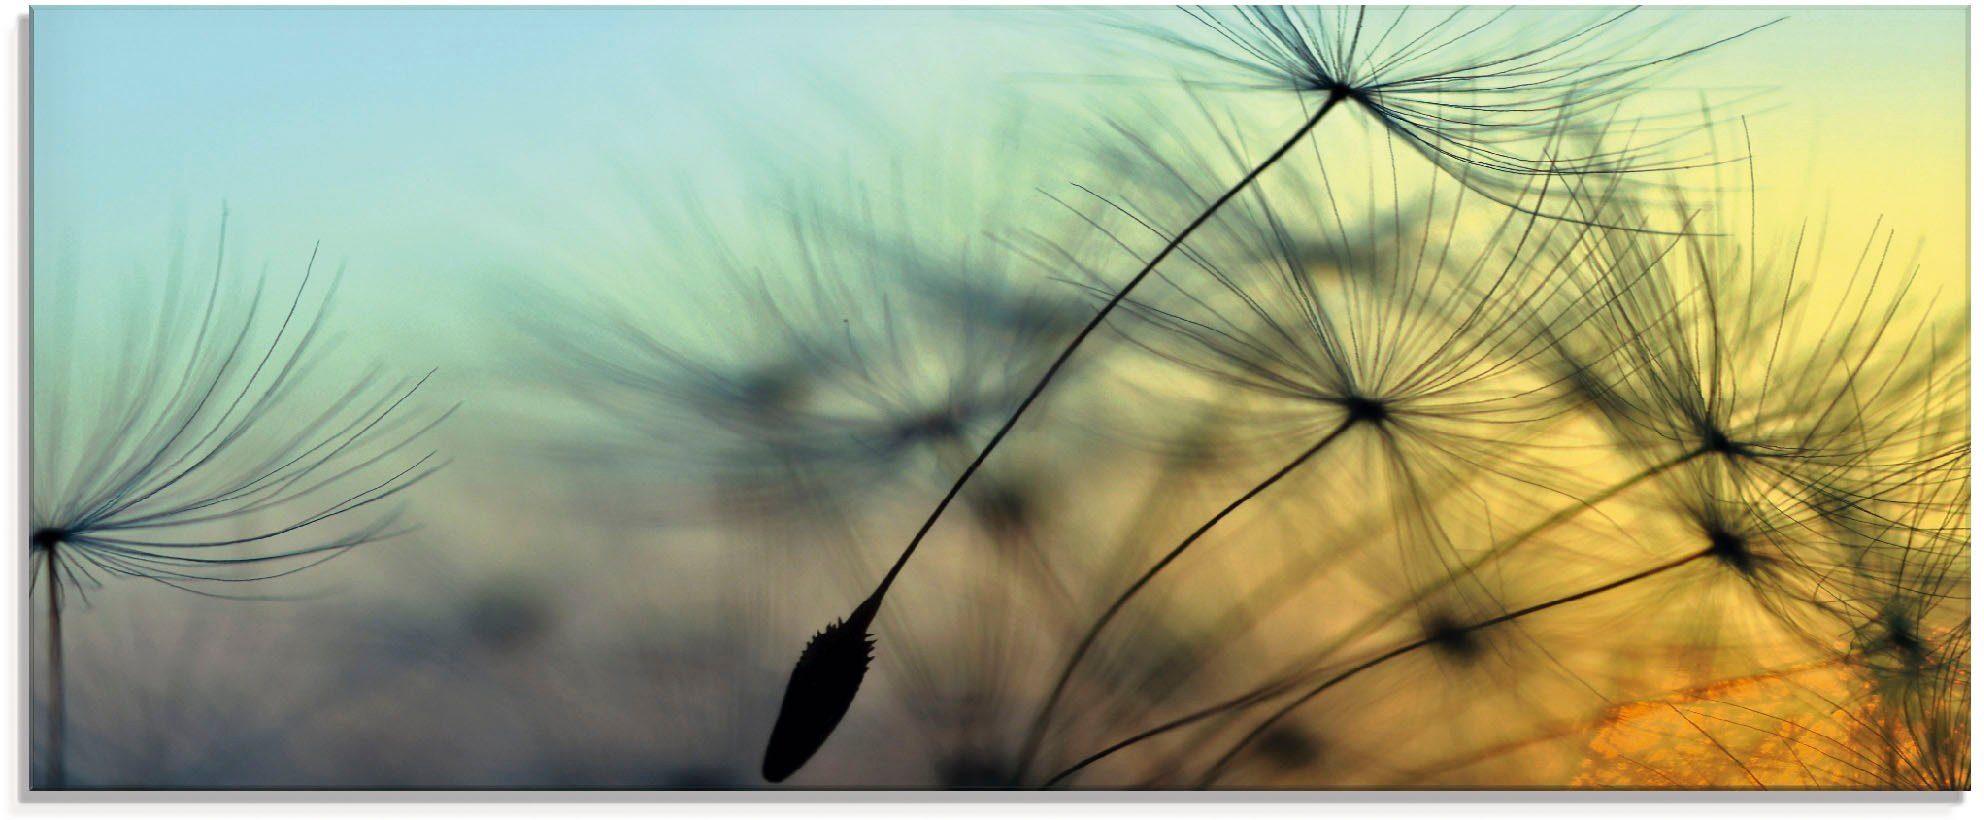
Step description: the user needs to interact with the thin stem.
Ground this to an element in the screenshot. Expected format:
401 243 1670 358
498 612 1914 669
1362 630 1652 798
1287 447 1709 668
1193 547 1714 787
1039 450 1706 787
1013 416 1358 782
864 89 1351 607
765 88 1349 784
43 549 65 789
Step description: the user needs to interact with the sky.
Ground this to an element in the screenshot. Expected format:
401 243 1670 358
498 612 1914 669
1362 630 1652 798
34 7 1968 335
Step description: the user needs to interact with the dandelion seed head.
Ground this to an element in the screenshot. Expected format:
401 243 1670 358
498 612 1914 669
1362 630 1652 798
1422 611 1486 662
31 216 448 602
1537 170 1967 570
1338 395 1390 427
1078 129 1599 442
1705 528 1755 576
1701 427 1751 459
1111 5 1779 214
761 607 878 783
1876 609 1930 670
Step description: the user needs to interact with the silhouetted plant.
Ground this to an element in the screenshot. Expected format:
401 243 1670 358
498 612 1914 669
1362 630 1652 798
30 216 450 787
760 6 1790 782
1026 157 1966 787
30 6 1963 792
513 174 1076 532
1008 130 1650 780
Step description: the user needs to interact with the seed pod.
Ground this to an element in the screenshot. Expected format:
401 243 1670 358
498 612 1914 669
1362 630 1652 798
761 596 880 783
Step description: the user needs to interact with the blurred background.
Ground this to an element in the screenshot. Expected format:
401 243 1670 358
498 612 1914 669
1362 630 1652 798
27 6 1967 788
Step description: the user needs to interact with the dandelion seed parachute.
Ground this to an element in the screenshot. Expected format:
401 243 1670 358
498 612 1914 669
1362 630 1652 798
507 129 1113 781
1008 113 1669 782
30 215 451 600
510 166 1076 531
1116 6 1781 218
1028 139 1968 786
30 214 450 788
1534 163 1967 506
749 4 1788 785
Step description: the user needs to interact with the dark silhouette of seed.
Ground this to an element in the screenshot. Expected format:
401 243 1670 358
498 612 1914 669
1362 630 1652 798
1706 529 1755 575
761 596 880 783
1884 611 1928 668
1341 395 1389 425
1424 612 1484 661
1703 427 1749 457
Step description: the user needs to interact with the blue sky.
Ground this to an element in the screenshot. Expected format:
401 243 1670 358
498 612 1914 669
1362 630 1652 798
32 6 1967 365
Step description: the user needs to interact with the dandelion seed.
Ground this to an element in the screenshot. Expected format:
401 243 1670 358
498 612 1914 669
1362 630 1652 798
516 177 1067 529
1421 611 1487 662
757 6 1781 784
761 597 879 783
1012 128 1641 782
1537 158 1966 518
1123 6 1779 217
30 215 450 787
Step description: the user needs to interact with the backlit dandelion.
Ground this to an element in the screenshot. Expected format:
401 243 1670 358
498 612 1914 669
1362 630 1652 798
30 216 451 786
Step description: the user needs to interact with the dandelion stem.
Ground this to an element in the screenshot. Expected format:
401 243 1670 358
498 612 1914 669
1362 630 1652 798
1038 453 1709 788
761 88 1350 784
1043 548 1712 788
1013 416 1358 783
867 89 1351 607
43 549 65 789
1192 547 1714 787
1300 447 1711 660
1116 448 1707 736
